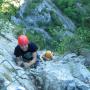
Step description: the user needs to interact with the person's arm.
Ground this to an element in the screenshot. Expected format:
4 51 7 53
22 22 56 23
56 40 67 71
24 52 37 67
16 56 23 66
42 55 49 61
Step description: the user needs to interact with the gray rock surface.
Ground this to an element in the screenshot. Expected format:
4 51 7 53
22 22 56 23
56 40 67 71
0 19 90 90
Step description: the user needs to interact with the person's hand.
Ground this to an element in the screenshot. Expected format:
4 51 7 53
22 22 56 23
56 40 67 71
17 61 23 66
24 62 30 68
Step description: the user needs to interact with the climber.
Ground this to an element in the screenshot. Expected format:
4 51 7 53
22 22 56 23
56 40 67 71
40 50 54 61
14 35 38 68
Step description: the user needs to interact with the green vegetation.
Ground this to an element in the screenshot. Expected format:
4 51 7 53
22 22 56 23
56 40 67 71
23 0 42 17
0 0 19 20
53 0 90 27
50 11 63 26
76 27 90 48
26 31 46 50
53 0 77 19
0 0 90 55
14 25 46 49
48 0 90 54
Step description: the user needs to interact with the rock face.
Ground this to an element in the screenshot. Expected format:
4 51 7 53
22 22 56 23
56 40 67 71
35 53 90 90
11 0 76 41
12 0 76 31
0 78 7 90
11 0 53 40
0 20 90 90
0 20 35 90
12 0 51 27
11 0 76 44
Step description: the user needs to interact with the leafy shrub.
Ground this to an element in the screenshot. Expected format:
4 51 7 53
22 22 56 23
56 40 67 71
50 11 62 26
26 30 46 50
0 1 18 20
54 0 76 11
76 27 90 46
23 0 42 17
54 0 90 27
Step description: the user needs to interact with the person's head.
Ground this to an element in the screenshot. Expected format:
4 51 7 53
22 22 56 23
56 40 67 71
45 50 53 60
18 35 29 51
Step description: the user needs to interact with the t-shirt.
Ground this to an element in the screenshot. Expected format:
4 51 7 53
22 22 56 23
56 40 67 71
14 42 38 62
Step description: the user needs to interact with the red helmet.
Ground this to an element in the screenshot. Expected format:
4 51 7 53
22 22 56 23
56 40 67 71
18 35 29 46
